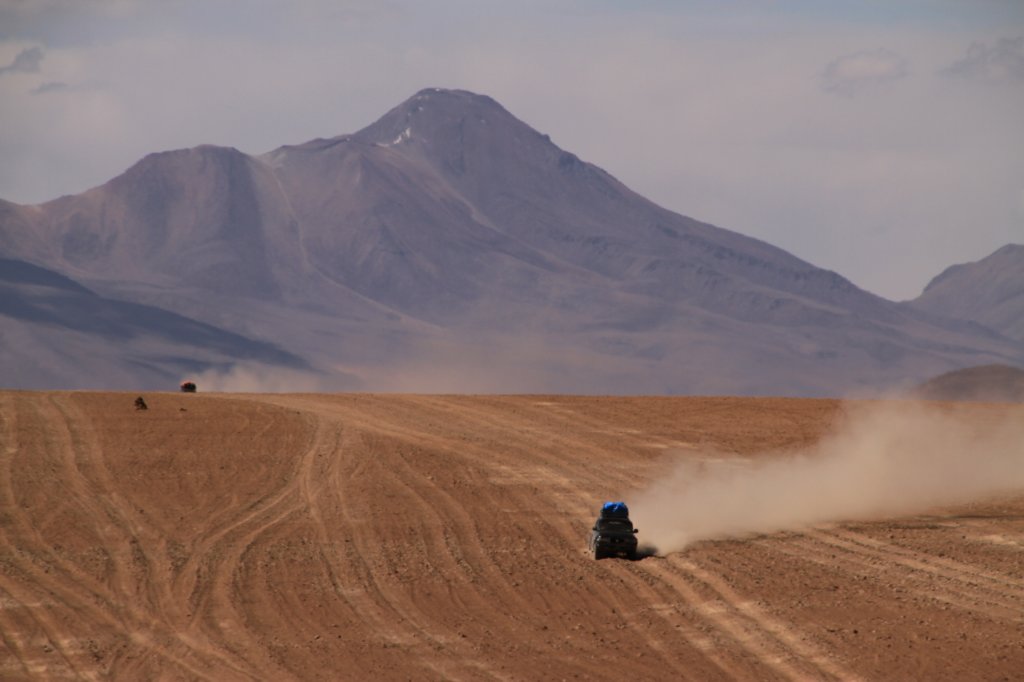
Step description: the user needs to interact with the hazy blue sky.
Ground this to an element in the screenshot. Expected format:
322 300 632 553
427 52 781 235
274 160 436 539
1 0 1022 299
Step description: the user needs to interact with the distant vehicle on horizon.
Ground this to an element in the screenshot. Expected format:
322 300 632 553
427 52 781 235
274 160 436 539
180 381 197 393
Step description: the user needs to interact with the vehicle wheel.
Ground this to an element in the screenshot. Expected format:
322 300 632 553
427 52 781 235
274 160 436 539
593 548 603 560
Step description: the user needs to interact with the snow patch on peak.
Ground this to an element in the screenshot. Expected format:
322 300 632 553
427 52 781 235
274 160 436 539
390 127 412 146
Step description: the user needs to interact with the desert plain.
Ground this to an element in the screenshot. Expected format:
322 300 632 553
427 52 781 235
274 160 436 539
1 390 1022 680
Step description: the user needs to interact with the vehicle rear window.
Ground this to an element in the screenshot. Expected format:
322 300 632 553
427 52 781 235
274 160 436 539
598 519 632 531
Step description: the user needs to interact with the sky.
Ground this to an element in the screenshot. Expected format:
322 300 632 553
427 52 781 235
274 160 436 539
1 0 1022 301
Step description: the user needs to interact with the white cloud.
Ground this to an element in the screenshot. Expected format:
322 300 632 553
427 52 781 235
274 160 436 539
820 48 908 96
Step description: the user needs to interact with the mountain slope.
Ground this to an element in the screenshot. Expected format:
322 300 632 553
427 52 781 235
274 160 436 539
912 364 1024 402
0 258 308 389
0 88 1020 394
910 244 1024 341
350 90 889 314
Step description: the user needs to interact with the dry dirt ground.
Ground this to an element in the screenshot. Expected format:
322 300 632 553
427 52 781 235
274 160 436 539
1 391 1022 680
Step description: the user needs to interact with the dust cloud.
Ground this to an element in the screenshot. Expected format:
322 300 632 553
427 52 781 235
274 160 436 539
189 364 339 393
630 401 1024 554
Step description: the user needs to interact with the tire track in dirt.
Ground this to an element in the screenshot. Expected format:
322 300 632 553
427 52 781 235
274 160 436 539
295 415 478 679
829 528 1024 595
224 408 397 679
405 398 728 679
532 400 1008 679
812 529 1024 618
0 558 105 679
458 399 840 680
776 537 996 619
278 401 508 680
159 400 349 681
604 561 757 681
0 522 214 675
0 395 233 681
638 558 814 681
174 487 305 676
634 554 858 681
806 528 1024 615
0 593 38 681
0 579 87 681
7 391 1019 679
314 399 638 679
457 410 795 680
260 395 719 679
238 397 500 678
379 437 696 680
498 403 856 680
342 441 509 679
500 472 732 673
673 556 860 681
763 529 1024 622
0 590 35 681
53 395 283 680
203 395 860 679
540 399 919 675
52 396 224 675
0 396 164 676
0 396 42 680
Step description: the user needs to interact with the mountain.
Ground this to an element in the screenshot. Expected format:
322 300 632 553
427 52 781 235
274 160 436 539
912 364 1024 402
1 88 1021 394
909 244 1024 341
0 258 309 389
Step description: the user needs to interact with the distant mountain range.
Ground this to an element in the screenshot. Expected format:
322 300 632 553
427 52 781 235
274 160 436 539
912 364 1024 403
1 88 1021 394
909 244 1024 342
0 257 307 388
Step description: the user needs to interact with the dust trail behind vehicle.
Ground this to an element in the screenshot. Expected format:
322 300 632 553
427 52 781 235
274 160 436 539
630 400 1024 554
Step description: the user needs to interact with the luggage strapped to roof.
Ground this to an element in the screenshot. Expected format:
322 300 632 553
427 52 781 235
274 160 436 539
600 501 629 518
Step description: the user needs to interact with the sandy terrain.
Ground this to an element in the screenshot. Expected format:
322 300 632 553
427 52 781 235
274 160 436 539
1 391 1022 680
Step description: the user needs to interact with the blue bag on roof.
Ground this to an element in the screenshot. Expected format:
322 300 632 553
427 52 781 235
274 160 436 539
601 501 629 518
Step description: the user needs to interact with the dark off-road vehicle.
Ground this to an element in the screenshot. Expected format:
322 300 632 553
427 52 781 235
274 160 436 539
589 501 639 560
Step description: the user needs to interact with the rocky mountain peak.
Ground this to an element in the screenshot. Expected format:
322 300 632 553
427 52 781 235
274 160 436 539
354 88 513 144
350 88 563 176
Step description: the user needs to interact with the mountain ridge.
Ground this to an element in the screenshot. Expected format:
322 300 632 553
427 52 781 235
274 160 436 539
912 363 1024 402
911 244 1024 341
1 88 1020 393
0 257 309 389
